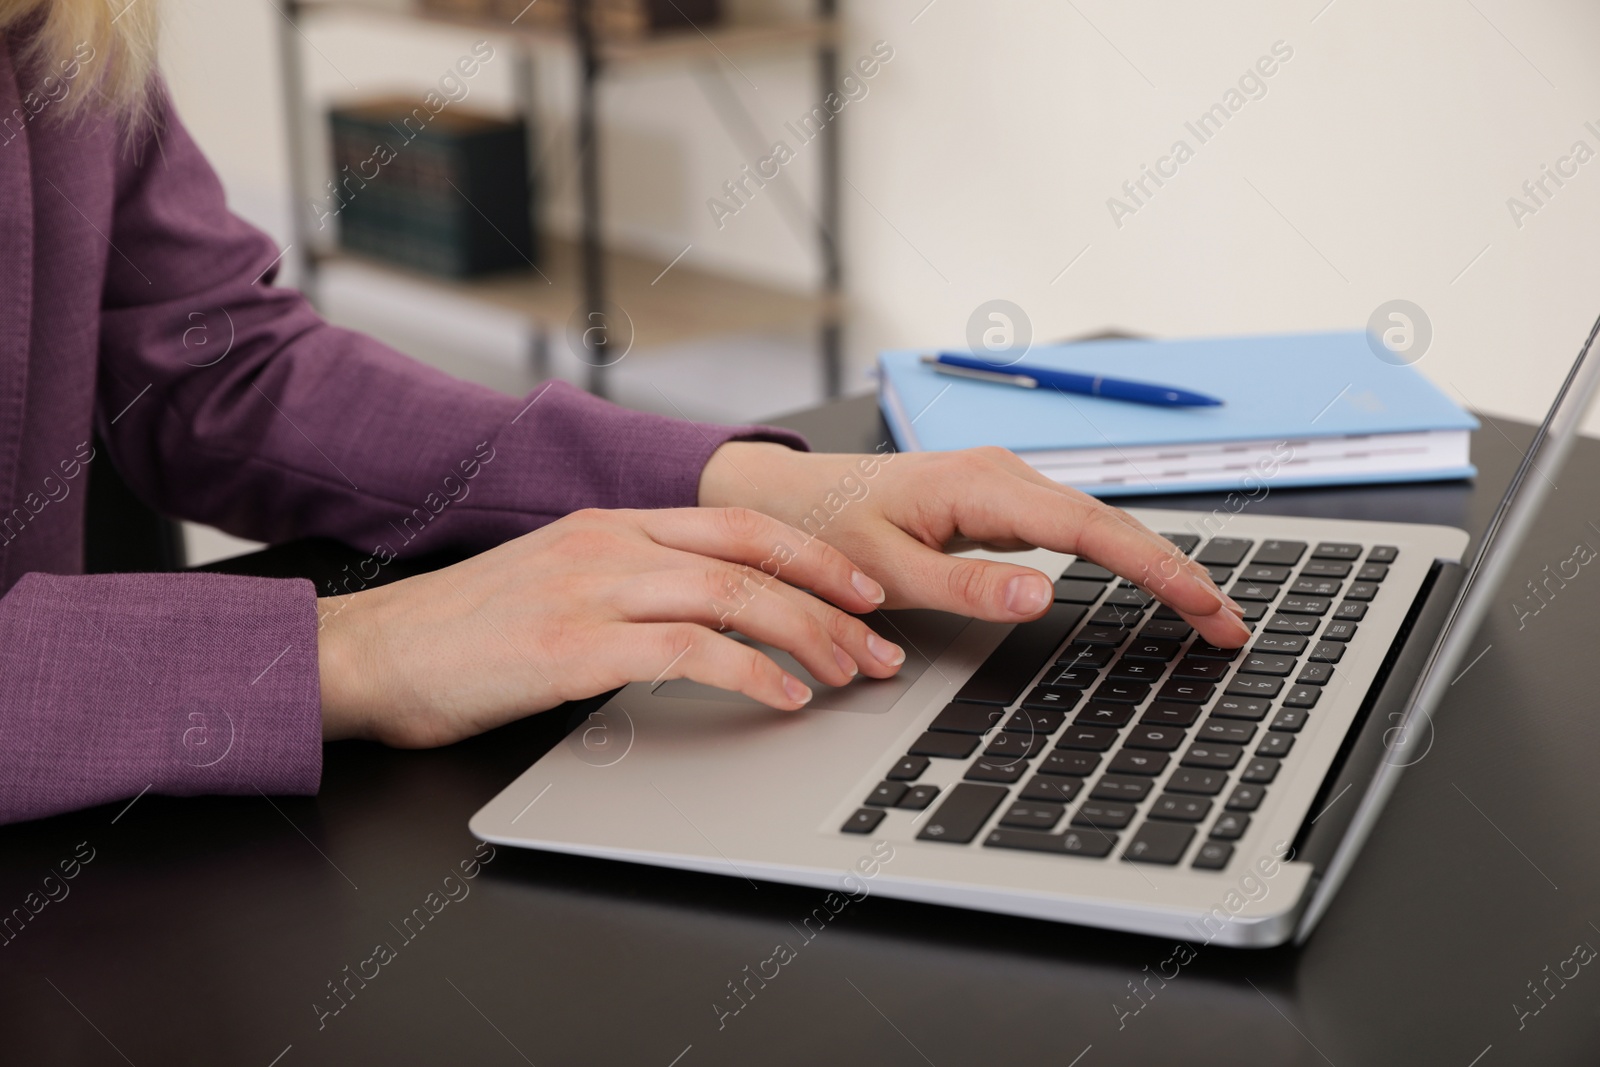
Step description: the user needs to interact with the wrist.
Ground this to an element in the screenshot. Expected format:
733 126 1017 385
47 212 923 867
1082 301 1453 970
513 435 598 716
317 590 377 741
697 439 801 510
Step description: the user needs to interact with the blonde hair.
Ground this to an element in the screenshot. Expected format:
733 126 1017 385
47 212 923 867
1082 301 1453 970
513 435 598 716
0 0 159 126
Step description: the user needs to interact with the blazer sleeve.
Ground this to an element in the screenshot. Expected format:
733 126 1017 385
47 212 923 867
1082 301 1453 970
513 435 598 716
0 92 808 825
94 87 808 558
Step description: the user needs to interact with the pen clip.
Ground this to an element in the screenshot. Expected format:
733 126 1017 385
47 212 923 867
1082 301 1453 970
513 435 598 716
921 355 1039 389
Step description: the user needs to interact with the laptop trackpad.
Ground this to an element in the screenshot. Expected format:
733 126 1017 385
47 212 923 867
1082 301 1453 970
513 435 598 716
652 609 971 714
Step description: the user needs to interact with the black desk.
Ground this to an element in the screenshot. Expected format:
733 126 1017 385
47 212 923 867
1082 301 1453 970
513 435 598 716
5 396 1600 1066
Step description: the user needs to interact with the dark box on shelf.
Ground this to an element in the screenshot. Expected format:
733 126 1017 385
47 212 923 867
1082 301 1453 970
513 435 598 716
326 99 535 278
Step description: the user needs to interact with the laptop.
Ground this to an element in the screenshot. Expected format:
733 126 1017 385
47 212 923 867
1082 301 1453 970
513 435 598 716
471 315 1600 948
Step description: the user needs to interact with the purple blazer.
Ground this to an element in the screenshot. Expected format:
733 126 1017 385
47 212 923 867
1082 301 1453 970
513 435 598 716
0 43 804 824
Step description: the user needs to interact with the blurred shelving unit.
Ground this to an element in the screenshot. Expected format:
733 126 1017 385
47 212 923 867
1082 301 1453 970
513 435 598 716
277 0 846 398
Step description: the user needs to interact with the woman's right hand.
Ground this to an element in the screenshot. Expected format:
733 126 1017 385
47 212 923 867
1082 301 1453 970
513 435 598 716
315 507 906 748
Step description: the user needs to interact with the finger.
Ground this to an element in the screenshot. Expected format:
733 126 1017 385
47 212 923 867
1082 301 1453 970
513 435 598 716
940 477 1238 622
870 528 1060 622
638 622 814 710
618 557 905 681
632 506 886 613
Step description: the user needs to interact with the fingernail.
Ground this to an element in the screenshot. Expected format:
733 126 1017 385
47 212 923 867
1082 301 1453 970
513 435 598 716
867 632 905 667
1004 574 1053 616
1222 594 1245 616
783 674 812 705
850 570 887 605
833 644 858 678
1227 613 1252 640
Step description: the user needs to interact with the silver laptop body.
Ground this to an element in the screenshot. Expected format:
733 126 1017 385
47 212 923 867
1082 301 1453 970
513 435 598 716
472 314 1600 948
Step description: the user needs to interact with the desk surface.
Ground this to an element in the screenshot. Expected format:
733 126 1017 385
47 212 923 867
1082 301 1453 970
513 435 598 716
5 397 1600 1066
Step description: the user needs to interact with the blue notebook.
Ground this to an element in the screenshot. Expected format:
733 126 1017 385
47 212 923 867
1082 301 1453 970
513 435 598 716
877 331 1478 497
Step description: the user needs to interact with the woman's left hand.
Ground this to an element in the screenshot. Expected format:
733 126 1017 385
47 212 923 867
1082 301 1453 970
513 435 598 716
699 442 1252 649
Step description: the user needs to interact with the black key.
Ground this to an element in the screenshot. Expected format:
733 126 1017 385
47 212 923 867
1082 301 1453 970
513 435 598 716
1240 652 1296 677
1187 639 1242 661
1000 800 1064 830
955 603 1087 705
1346 582 1380 602
1269 708 1308 733
1278 595 1331 616
1206 566 1235 585
1074 703 1134 728
1172 659 1229 682
866 781 908 807
1210 813 1250 840
1225 783 1266 811
1108 657 1164 683
1167 768 1228 795
1251 540 1307 566
1139 619 1194 641
1157 679 1214 704
1004 708 1066 735
1320 620 1359 642
1356 562 1390 582
1108 749 1170 776
1239 601 1269 623
1211 696 1272 721
1039 750 1100 778
1021 687 1082 713
1367 545 1399 563
1290 577 1343 598
1161 533 1201 553
842 808 886 834
1264 613 1319 636
1241 757 1280 783
984 732 1044 759
1253 633 1308 655
1240 564 1293 584
1151 603 1184 621
1125 725 1186 751
1150 794 1212 822
1091 775 1153 802
1196 538 1253 566
898 784 941 810
1296 663 1335 686
1040 666 1097 689
1053 578 1107 604
1192 841 1233 870
917 783 1010 844
888 756 928 781
1197 718 1256 745
1257 734 1295 758
1092 680 1151 705
1225 675 1283 699
1312 541 1363 561
1020 775 1085 803
1105 587 1153 608
1301 559 1352 578
1181 744 1243 770
1056 643 1114 669
1072 801 1137 830
1124 821 1197 864
985 827 1118 857
1229 581 1281 602
1124 636 1182 661
1061 559 1114 581
909 731 980 759
1056 725 1119 751
1091 604 1145 628
965 759 1028 784
1309 640 1345 663
929 703 1005 734
1076 625 1128 648
1283 685 1321 709
1140 702 1201 727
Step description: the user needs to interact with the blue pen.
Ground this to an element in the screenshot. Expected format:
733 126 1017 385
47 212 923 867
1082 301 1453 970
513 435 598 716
923 353 1224 408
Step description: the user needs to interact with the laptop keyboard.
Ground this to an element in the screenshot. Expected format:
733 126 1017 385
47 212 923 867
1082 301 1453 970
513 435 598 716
840 536 1401 871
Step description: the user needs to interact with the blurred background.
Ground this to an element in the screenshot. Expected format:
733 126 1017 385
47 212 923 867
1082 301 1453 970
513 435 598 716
158 0 1600 560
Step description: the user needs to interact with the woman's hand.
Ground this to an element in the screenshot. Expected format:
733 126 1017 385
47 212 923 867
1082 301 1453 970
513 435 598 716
317 507 906 746
699 442 1252 648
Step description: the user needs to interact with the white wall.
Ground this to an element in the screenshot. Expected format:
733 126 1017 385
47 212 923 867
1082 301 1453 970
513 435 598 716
160 0 1600 435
